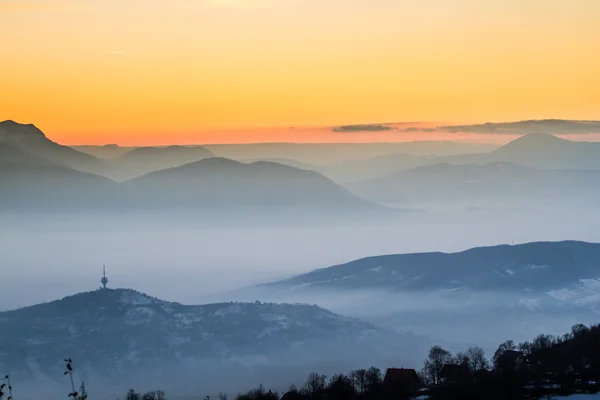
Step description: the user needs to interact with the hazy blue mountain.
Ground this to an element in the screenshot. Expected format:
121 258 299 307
205 142 497 166
0 148 379 214
321 153 438 183
256 241 600 347
0 142 57 167
433 133 600 170
73 144 134 159
265 241 600 294
263 134 600 185
239 157 319 171
239 154 438 183
107 145 215 181
487 133 600 169
120 157 374 212
441 119 600 135
0 289 419 394
0 159 119 210
350 161 600 204
0 120 106 175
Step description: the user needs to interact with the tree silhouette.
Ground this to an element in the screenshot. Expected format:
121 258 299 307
236 386 278 400
327 374 356 400
302 373 327 399
349 369 368 396
452 351 469 367
365 366 382 393
424 345 452 384
465 346 490 371
125 389 141 400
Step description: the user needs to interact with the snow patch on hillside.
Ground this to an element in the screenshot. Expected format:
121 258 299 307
529 264 548 270
547 279 600 305
214 304 242 316
120 290 162 306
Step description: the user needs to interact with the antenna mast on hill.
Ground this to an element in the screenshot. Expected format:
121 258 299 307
101 265 108 290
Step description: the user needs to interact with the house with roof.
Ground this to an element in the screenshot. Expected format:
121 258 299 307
383 368 422 393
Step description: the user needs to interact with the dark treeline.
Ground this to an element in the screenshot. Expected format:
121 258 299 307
219 322 600 400
36 323 600 400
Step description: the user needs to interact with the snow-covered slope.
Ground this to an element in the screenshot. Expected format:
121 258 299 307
255 241 600 348
265 241 600 297
0 289 420 392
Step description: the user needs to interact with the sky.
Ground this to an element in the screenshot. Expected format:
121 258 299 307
1 0 599 145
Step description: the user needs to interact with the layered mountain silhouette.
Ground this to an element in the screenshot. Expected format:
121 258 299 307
203 141 495 166
235 134 600 185
120 157 374 211
239 157 318 172
5 119 600 213
487 133 600 169
0 142 56 167
435 133 600 170
248 241 600 349
107 145 215 181
0 151 374 214
350 161 600 204
73 144 133 159
0 120 107 175
0 289 418 393
0 150 118 211
321 153 437 183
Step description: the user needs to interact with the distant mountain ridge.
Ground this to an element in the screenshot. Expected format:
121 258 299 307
349 161 600 204
321 153 438 183
0 142 57 167
434 133 600 170
107 145 215 181
228 240 600 351
0 156 118 210
7 120 600 213
233 134 600 185
265 240 600 294
203 141 497 165
73 144 134 159
120 157 375 211
0 122 375 214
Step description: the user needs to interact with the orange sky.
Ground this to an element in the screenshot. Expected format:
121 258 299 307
1 0 599 145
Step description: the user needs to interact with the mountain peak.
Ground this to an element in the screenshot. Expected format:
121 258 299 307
516 132 566 142
493 132 569 155
0 120 45 137
5 288 165 314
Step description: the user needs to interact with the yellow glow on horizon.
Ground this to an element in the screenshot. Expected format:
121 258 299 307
1 0 599 144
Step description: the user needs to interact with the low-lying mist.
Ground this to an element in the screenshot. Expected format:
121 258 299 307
228 286 600 354
2 202 600 310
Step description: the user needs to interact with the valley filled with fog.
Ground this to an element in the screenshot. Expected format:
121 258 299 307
3 119 600 398
3 202 600 311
